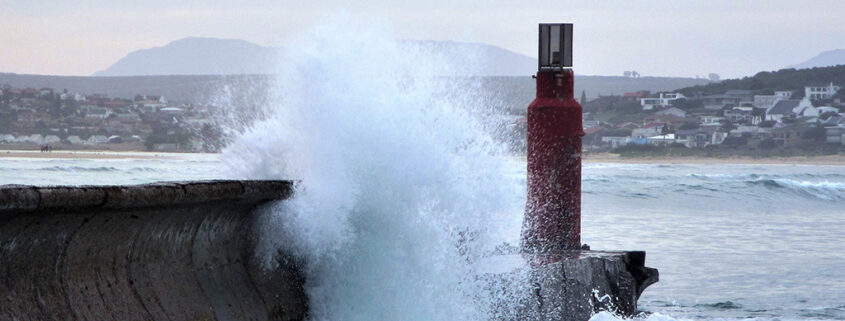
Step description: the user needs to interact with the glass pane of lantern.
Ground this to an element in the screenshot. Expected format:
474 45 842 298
539 25 549 68
562 24 573 67
550 25 561 65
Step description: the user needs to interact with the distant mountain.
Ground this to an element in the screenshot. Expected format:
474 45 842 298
396 40 536 76
93 37 283 76
786 49 845 70
94 37 537 77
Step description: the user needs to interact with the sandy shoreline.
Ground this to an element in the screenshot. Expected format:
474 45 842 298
0 149 214 160
583 152 845 165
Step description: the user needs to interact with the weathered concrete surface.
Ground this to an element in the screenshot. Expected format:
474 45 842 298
485 251 658 321
0 180 306 321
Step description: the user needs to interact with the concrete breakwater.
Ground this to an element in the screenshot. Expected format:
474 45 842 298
0 180 306 321
0 180 656 321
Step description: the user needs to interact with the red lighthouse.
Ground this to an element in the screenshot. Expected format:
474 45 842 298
521 23 583 254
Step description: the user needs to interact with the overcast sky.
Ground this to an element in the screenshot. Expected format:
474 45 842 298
2 0 844 78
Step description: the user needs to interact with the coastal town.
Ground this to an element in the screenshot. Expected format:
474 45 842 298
577 81 845 156
2 75 845 157
0 85 225 152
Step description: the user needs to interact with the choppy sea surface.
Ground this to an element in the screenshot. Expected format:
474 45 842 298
1 156 843 321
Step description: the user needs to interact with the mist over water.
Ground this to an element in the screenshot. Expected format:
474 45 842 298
223 20 524 321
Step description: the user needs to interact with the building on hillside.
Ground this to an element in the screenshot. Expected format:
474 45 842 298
601 136 632 148
770 125 803 146
701 94 742 110
791 97 819 117
639 92 684 110
700 115 725 125
816 106 840 115
724 89 754 102
116 112 141 123
632 123 665 139
616 122 640 129
85 107 111 119
643 114 688 127
724 106 754 124
775 91 793 99
623 91 647 101
805 83 840 100
583 119 601 128
766 99 811 122
647 133 675 146
753 95 782 110
824 117 845 145
656 107 687 118
674 129 711 148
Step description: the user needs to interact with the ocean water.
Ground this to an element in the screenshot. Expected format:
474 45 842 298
4 20 845 321
2 156 843 321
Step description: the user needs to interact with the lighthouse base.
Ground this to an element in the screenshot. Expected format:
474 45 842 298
483 250 658 321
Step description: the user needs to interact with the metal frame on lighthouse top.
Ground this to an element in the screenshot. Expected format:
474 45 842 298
538 23 573 70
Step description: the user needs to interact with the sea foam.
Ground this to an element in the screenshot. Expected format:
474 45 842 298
223 18 524 321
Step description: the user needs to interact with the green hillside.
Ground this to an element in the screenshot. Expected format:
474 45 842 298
677 65 845 98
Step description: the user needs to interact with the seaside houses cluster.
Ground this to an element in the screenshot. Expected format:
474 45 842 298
582 82 845 151
0 85 224 151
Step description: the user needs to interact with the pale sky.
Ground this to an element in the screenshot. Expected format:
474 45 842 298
1 0 844 78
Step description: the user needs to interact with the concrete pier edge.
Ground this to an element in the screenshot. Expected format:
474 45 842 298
0 180 306 321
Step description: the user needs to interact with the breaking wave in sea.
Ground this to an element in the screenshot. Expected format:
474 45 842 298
222 18 523 321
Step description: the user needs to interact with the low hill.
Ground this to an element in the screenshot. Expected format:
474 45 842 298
786 49 845 70
94 37 282 76
0 72 707 110
676 64 845 97
94 37 538 77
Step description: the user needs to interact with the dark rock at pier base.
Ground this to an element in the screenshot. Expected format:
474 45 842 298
484 251 658 321
0 180 306 321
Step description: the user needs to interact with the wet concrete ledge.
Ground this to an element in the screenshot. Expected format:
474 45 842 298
0 180 295 213
0 180 306 321
486 250 659 321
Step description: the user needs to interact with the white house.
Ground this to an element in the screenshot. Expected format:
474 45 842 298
85 107 112 119
766 98 813 121
640 93 685 110
647 133 675 146
601 136 631 148
805 82 841 100
724 106 754 124
775 91 793 99
753 95 781 110
632 125 663 139
793 97 818 117
700 116 725 125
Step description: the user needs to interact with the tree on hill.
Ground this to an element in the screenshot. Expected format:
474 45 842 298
676 65 845 97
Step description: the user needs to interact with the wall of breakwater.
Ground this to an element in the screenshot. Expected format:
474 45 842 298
0 180 656 321
0 180 305 321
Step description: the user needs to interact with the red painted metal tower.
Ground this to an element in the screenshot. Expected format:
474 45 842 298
521 23 583 253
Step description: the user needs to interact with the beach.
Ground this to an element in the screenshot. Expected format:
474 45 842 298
583 152 845 165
